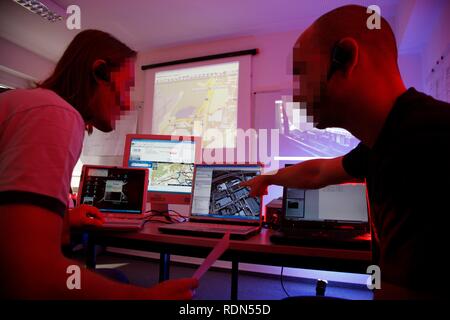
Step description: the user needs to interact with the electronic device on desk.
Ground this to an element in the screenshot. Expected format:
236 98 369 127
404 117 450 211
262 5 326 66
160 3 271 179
265 197 283 229
270 180 371 250
158 164 263 239
123 134 201 213
77 165 149 231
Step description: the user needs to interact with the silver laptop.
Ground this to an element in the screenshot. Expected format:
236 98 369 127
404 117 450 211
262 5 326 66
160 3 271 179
77 165 149 230
158 164 263 239
270 181 371 250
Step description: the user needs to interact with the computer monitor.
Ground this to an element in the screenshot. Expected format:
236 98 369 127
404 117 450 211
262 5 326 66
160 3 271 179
123 134 201 212
284 184 369 224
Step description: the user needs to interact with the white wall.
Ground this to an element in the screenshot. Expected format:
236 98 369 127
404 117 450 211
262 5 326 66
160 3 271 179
421 0 450 96
136 30 301 100
135 29 300 105
398 53 424 92
0 37 55 88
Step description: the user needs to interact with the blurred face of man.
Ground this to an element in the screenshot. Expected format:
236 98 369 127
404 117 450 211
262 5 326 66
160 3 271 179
294 30 339 130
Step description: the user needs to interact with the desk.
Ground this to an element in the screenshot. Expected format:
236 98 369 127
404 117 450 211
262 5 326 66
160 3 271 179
85 223 372 300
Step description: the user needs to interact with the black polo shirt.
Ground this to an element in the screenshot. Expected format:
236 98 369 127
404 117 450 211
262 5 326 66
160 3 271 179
343 88 450 297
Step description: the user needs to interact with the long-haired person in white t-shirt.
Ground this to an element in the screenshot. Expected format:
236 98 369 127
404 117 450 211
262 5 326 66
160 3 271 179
0 30 198 299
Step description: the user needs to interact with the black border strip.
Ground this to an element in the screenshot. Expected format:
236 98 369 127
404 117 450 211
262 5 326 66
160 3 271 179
0 191 66 217
141 49 258 70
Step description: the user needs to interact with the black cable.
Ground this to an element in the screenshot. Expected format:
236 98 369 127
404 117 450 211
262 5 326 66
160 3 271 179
143 209 188 223
166 209 185 218
280 266 290 297
166 210 188 222
142 210 171 225
145 209 164 214
142 216 174 225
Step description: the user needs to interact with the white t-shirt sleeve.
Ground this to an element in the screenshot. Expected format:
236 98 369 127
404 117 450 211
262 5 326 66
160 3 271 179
0 104 84 216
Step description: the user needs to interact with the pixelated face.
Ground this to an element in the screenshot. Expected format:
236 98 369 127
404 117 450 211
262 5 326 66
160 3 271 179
111 57 135 112
293 35 334 129
93 57 135 132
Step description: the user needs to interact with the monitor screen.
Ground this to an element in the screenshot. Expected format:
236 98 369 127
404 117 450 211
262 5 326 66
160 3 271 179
124 135 197 194
78 166 146 214
153 62 239 149
276 99 360 159
191 165 261 220
284 184 368 223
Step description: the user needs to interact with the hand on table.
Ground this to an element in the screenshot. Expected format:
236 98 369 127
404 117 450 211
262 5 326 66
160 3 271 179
68 204 105 228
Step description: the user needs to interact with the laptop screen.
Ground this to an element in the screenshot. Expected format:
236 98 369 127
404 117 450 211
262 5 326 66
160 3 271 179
78 166 146 214
284 184 368 223
191 165 261 221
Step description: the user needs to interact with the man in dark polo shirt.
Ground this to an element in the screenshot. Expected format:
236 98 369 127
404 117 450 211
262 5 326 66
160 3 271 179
242 5 450 299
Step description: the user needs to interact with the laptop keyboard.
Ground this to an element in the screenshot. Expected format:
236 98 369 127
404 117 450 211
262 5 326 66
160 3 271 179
180 222 256 232
103 218 144 228
285 228 366 238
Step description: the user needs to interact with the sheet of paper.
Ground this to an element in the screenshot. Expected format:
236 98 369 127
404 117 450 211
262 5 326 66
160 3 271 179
193 232 230 280
82 110 138 156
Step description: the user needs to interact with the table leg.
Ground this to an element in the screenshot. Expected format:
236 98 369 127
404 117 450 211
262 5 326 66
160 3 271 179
85 232 96 270
231 259 239 300
159 252 170 282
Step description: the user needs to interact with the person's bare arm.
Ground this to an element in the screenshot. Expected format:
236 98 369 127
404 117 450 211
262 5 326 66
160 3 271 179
241 156 359 196
0 204 197 299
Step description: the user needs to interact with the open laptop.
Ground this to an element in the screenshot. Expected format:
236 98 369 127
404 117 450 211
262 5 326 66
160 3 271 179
158 164 263 239
77 165 149 230
270 180 371 250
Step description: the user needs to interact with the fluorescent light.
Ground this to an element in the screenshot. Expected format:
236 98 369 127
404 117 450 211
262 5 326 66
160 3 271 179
12 0 64 22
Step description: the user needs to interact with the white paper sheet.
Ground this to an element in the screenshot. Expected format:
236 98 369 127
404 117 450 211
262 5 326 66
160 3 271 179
193 232 230 280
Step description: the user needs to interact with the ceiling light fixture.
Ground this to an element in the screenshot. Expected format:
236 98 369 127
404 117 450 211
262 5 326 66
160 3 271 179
12 0 65 22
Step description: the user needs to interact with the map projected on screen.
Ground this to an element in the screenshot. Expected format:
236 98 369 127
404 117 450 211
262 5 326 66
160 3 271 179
153 62 239 149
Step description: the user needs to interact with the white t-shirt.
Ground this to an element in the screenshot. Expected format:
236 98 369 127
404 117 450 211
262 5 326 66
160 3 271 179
0 88 85 216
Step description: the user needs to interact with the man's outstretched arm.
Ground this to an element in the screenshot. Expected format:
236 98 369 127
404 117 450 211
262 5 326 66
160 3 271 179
241 156 359 196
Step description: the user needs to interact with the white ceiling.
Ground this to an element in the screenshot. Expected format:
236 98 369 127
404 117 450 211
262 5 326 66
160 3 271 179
0 0 445 62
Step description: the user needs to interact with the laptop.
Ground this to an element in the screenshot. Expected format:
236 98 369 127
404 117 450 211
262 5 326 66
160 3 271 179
270 180 371 250
77 165 149 230
158 164 263 239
